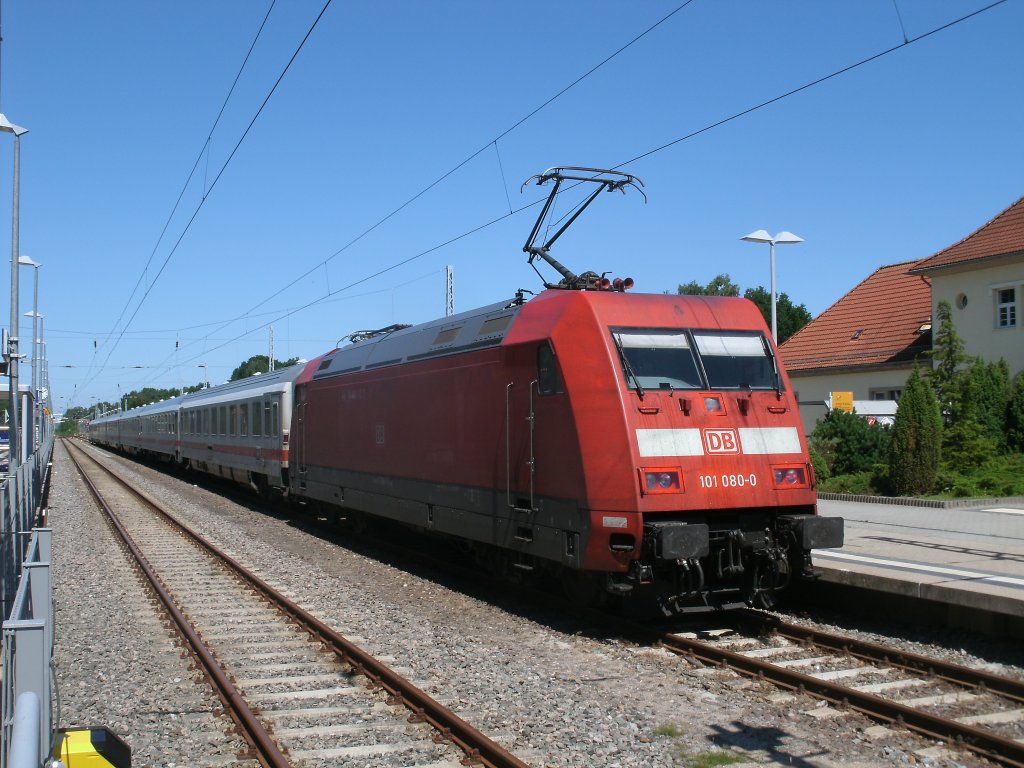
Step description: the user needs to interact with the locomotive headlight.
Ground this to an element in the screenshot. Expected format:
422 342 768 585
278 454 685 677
641 467 683 494
771 465 808 488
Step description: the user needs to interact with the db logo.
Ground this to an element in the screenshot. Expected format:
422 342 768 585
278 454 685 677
703 428 740 454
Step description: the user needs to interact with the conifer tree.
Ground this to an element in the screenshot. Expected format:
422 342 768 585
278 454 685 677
1007 374 1024 453
966 358 1012 450
944 365 997 468
927 299 970 420
889 366 942 495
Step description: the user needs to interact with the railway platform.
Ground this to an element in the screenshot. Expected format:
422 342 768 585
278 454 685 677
808 496 1024 637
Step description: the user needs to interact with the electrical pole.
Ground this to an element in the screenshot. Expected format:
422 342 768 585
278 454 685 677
445 265 454 317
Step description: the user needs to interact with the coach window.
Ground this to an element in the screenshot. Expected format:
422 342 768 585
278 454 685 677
537 343 564 395
203 408 210 435
272 402 279 437
212 407 219 436
252 400 262 437
263 399 272 437
229 405 236 436
240 404 249 436
220 406 227 435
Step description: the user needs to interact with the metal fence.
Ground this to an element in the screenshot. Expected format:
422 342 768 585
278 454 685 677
1 422 55 768
1 529 52 767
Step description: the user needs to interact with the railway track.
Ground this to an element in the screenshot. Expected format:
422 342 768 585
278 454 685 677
647 609 1024 767
65 439 532 768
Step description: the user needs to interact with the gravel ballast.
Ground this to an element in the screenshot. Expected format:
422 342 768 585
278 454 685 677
50 439 1015 767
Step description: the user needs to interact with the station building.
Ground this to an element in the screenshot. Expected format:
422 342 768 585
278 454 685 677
780 194 1024 435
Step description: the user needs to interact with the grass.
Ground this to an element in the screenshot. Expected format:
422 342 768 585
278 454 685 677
653 724 681 737
681 750 746 768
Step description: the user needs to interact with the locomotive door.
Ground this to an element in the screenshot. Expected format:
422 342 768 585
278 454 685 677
505 377 538 515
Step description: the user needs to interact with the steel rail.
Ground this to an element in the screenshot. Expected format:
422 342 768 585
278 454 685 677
65 439 291 768
657 630 1024 768
66 440 531 768
734 608 1024 704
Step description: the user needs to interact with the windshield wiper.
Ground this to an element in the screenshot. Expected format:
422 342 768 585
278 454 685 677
613 334 645 400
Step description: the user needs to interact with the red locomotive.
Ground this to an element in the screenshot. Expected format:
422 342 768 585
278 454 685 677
90 168 842 612
292 168 841 611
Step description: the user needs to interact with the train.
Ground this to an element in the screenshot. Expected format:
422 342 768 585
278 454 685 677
86 168 843 613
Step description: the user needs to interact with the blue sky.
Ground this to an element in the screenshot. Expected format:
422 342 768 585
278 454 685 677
0 0 1020 411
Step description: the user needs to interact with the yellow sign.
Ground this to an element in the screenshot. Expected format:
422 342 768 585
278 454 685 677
831 391 854 413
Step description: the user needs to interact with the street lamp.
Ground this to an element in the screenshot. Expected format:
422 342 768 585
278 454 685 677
198 363 209 389
20 256 41 453
1 113 28 468
740 229 804 343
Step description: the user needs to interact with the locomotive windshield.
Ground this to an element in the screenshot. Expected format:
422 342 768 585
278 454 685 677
612 328 780 391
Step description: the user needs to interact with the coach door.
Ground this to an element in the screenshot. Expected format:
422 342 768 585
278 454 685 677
295 384 309 491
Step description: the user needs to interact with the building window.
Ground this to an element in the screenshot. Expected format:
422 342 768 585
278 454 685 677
870 388 902 401
996 288 1017 328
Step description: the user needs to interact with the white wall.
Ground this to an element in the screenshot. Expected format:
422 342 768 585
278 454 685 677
929 255 1024 378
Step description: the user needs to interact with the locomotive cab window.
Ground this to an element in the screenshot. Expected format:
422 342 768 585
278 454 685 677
537 343 564 395
692 331 779 391
612 329 703 391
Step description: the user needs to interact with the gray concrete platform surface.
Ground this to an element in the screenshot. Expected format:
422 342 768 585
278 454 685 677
811 498 1024 636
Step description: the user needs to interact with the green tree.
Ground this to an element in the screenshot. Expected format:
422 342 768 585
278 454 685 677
943 364 998 468
888 366 942 495
1007 374 1024 453
742 286 813 344
676 273 740 297
676 273 811 343
810 408 890 476
956 358 1012 451
927 299 971 419
229 355 301 382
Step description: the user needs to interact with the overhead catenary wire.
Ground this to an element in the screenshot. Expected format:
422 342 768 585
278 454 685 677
145 0 1010 385
76 0 1007 404
163 1 698 366
81 0 334 399
95 0 278 362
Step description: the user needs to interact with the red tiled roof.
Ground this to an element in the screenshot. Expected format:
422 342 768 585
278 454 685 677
779 260 932 372
910 195 1024 273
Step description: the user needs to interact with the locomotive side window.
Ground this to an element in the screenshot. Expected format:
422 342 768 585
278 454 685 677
537 343 564 395
612 330 703 390
692 331 779 390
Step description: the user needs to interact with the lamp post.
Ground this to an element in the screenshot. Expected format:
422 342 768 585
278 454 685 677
740 229 804 343
20 256 40 453
198 363 209 389
1 114 28 468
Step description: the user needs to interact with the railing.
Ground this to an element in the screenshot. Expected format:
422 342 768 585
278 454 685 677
0 417 56 768
1 529 53 767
